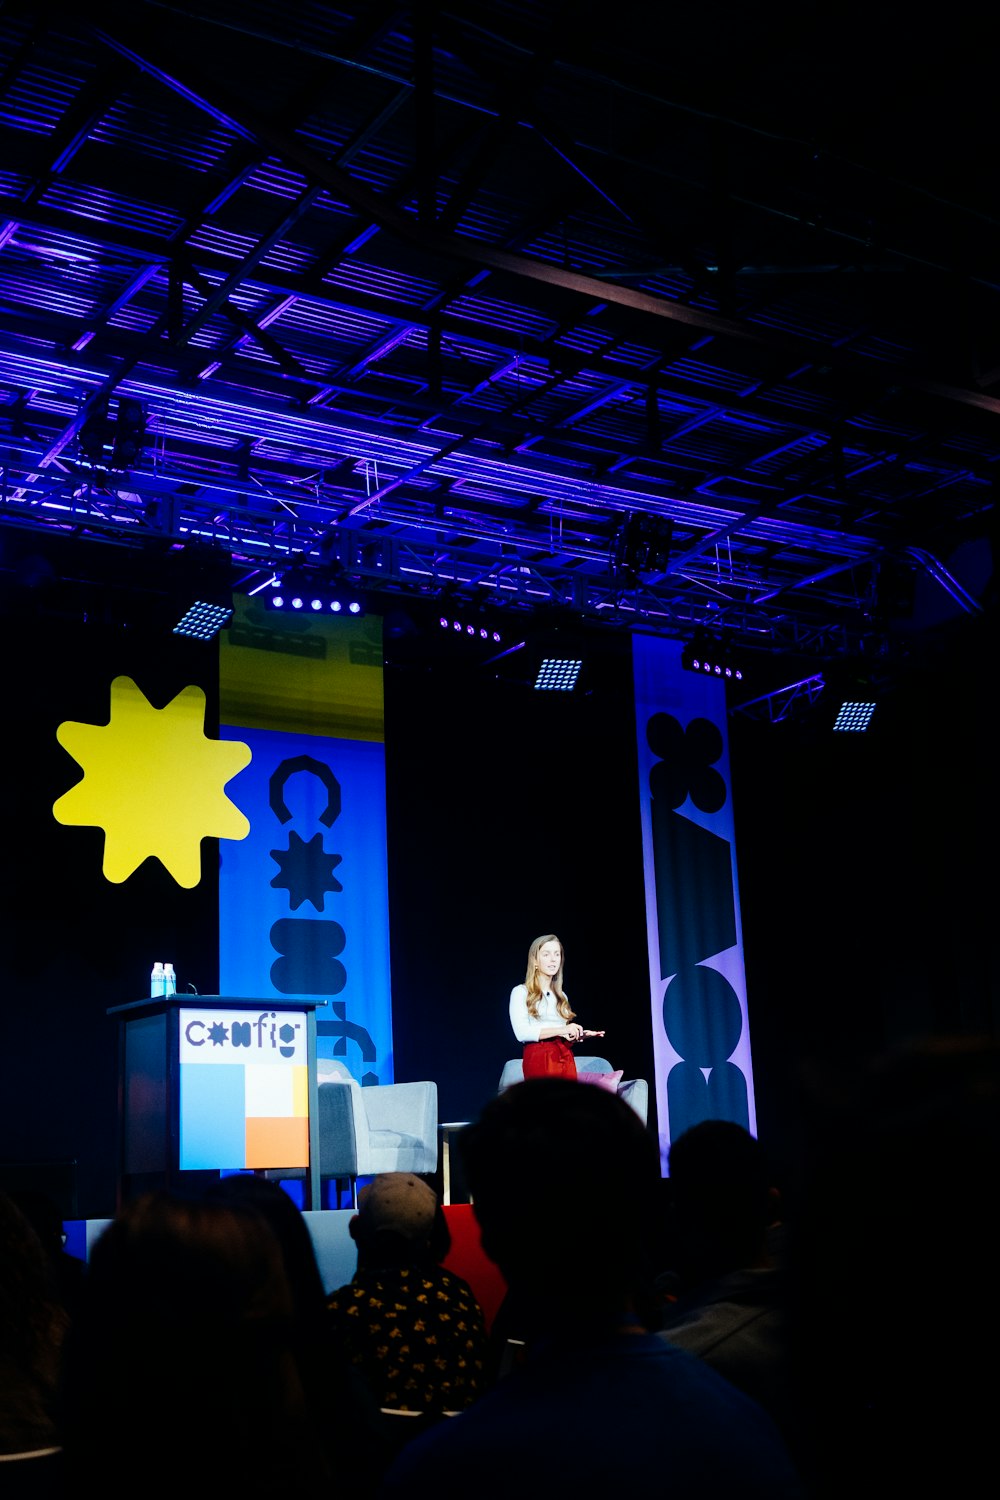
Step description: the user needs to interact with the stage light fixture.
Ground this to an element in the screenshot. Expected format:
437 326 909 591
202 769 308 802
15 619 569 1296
437 613 502 644
78 396 148 471
265 580 364 616
615 512 674 582
833 700 876 732
681 634 743 682
78 398 112 466
534 655 583 691
111 397 147 469
172 599 233 640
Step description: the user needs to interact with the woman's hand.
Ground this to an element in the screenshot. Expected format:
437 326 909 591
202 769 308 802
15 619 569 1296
565 1024 605 1042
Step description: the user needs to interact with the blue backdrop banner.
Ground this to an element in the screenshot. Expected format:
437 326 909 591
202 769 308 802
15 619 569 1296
218 599 393 1084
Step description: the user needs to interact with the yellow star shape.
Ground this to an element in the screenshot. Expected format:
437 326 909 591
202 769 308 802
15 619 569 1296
53 675 252 888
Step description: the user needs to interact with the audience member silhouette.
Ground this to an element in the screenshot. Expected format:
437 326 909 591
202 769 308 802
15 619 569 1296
204 1173 388 1492
0 1188 68 1491
377 1079 804 1499
7 1188 86 1323
786 1034 1000 1498
327 1172 488 1416
57 1188 334 1497
656 1120 799 1452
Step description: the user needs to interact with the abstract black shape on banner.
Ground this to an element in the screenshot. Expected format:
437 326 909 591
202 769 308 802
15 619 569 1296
327 1000 378 1085
269 916 346 995
646 710 750 1136
269 754 342 826
265 749 383 1078
269 829 343 911
647 711 727 814
650 796 736 977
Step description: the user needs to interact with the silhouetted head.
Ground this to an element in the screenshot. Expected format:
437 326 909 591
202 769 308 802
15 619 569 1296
204 1173 327 1321
59 1190 326 1489
667 1120 779 1281
0 1188 68 1446
459 1077 660 1329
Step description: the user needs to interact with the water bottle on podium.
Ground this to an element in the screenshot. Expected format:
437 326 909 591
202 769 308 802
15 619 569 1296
163 962 177 997
150 961 165 998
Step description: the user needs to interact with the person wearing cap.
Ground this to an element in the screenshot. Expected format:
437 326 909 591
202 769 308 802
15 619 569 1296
326 1173 488 1416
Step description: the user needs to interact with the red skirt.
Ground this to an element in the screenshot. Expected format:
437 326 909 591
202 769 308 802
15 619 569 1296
522 1039 577 1080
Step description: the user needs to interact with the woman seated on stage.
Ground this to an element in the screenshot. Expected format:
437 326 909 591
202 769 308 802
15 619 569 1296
509 934 605 1080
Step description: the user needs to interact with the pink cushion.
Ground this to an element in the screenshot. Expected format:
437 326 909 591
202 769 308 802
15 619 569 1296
577 1069 623 1092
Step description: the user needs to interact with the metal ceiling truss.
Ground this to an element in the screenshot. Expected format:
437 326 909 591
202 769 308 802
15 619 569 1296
0 1 994 691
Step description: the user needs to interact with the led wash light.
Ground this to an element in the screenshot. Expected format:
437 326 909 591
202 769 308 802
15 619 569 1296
172 600 233 640
534 656 583 691
438 614 502 643
681 634 743 682
267 586 363 616
833 700 876 732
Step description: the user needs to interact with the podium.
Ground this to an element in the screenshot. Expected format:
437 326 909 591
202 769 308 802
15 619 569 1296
108 995 322 1208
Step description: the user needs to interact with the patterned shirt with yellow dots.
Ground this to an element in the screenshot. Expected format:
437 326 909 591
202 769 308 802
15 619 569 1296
326 1263 489 1414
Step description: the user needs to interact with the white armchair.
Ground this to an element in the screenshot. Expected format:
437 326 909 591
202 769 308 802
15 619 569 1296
498 1055 649 1124
269 1059 438 1208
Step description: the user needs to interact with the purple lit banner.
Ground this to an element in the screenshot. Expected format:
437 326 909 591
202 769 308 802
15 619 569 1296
632 634 755 1173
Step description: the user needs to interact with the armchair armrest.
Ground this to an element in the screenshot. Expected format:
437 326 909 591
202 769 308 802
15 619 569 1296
316 1078 367 1178
617 1077 648 1124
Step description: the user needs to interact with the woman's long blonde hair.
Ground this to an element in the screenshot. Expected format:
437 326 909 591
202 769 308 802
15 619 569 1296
523 933 575 1021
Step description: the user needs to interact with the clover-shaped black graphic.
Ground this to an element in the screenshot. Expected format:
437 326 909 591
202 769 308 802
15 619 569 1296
646 712 727 813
